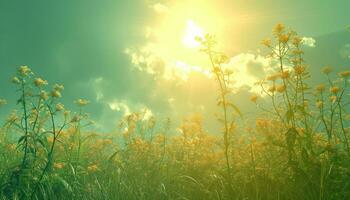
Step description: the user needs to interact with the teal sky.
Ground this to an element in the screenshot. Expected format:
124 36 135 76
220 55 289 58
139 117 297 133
0 0 349 132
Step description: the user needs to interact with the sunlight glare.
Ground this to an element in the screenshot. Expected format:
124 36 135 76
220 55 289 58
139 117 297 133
182 20 204 48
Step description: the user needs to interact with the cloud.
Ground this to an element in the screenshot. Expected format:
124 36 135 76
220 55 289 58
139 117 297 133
302 37 316 47
222 53 277 93
150 3 169 14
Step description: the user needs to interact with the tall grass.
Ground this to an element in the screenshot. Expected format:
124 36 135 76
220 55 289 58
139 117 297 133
0 24 349 200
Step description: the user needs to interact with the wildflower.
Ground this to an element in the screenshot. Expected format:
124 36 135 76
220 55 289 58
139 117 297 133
75 99 89 106
0 99 7 106
292 49 304 55
330 95 337 103
64 110 71 118
316 100 323 109
262 38 272 47
54 162 64 169
316 84 325 93
294 65 305 75
87 164 98 172
266 73 280 81
250 94 258 103
70 115 81 123
18 65 31 76
279 34 289 43
47 137 54 143
34 78 48 87
51 90 62 98
276 84 286 93
280 71 290 79
268 85 276 93
338 71 350 78
292 36 302 46
274 23 285 34
53 84 64 91
330 86 340 94
12 77 20 84
40 90 49 100
321 66 332 74
55 103 64 112
213 54 229 64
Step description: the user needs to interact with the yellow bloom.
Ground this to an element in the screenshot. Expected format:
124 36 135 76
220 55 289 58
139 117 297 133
321 66 332 74
294 65 305 75
34 78 48 87
54 162 64 169
53 84 64 91
292 36 302 46
40 91 49 100
279 34 289 43
276 84 286 93
261 38 271 47
0 99 7 106
330 95 337 103
330 86 340 94
274 23 285 34
316 84 325 93
75 99 89 106
250 94 258 103
18 65 31 76
280 71 290 79
316 101 323 109
268 85 276 93
266 73 280 81
87 164 98 172
12 76 20 84
338 71 350 78
55 103 64 112
51 90 62 98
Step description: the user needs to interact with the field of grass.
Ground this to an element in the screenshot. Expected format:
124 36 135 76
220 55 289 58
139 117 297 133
0 24 350 200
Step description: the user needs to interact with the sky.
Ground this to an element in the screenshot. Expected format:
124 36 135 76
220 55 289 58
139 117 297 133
0 0 349 132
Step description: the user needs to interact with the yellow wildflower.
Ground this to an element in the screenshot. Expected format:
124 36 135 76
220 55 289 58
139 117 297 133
330 86 340 94
338 71 350 78
330 95 337 103
51 90 62 98
316 101 323 109
295 65 305 75
316 84 325 93
40 91 49 100
34 78 48 87
0 99 7 106
75 99 89 106
276 84 286 93
322 66 332 74
250 94 258 103
18 65 31 76
55 103 64 112
87 164 98 172
53 84 64 91
274 23 285 34
262 38 272 47
12 76 20 84
54 162 64 169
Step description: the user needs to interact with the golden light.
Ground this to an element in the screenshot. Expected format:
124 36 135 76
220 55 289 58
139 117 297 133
182 20 204 48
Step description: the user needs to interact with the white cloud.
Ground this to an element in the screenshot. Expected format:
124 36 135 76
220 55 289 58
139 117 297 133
222 53 277 94
150 3 169 14
302 37 316 47
109 100 131 116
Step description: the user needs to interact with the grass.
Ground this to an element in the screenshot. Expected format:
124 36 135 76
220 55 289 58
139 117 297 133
0 23 349 200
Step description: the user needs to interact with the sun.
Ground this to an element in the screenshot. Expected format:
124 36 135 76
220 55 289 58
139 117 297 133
182 20 204 48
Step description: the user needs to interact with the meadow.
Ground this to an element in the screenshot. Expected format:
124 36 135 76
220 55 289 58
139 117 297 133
0 24 350 200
